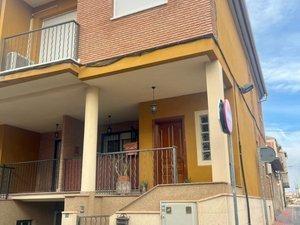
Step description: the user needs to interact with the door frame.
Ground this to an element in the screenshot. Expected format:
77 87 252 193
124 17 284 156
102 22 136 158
152 116 188 182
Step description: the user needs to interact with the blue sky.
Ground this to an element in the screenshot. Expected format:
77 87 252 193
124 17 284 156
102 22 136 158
246 0 300 190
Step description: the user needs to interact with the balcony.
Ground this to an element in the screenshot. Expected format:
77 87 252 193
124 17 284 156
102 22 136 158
0 21 79 74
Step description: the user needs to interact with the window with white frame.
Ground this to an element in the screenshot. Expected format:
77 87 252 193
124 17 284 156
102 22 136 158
195 111 211 165
113 0 167 18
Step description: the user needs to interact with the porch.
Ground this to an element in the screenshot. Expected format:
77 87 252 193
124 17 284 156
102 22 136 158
0 55 233 198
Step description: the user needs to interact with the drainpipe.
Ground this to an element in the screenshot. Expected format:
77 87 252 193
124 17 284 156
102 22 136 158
233 85 252 225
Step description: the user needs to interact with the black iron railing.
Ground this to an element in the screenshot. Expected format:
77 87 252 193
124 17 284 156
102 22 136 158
0 20 79 72
96 147 178 194
0 147 178 195
0 165 13 199
7 159 59 193
63 157 82 192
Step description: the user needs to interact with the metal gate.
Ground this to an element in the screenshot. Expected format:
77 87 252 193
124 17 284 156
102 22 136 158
78 215 110 225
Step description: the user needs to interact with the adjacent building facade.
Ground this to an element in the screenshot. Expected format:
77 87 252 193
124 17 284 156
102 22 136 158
0 0 277 225
266 136 290 216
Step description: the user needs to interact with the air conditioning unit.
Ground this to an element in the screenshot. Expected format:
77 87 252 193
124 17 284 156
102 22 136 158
5 52 31 70
161 202 198 225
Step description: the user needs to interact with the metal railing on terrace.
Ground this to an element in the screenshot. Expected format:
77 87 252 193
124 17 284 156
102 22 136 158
0 147 178 195
5 157 82 194
64 157 82 192
96 147 178 194
0 20 79 72
7 159 60 193
0 165 13 199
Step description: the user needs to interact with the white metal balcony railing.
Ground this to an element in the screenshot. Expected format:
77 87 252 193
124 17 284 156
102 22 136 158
0 20 79 72
96 147 178 194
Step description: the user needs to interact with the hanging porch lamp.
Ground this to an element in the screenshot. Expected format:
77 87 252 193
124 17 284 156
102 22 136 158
150 86 158 114
107 115 112 134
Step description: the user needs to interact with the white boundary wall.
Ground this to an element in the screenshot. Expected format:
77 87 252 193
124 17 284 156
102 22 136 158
198 195 274 225
110 195 274 225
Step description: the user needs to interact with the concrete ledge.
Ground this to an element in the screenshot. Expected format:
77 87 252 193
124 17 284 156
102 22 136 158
0 61 80 87
9 191 80 202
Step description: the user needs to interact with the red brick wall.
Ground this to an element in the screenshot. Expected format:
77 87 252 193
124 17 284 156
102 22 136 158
61 115 84 159
38 132 56 160
77 0 216 63
61 116 84 191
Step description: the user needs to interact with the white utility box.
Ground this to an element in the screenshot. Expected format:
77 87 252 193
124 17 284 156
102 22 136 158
161 202 198 225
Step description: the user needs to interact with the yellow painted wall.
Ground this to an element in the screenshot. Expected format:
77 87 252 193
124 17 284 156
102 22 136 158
0 125 40 164
224 87 242 187
139 93 211 187
215 0 264 196
0 0 32 39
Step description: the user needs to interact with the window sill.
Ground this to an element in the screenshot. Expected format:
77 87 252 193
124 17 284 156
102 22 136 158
198 160 212 166
111 2 167 21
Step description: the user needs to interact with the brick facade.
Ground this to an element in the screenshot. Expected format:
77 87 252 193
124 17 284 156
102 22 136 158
77 0 216 63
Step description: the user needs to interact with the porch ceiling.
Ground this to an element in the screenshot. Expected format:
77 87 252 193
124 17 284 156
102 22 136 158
88 55 209 123
0 73 86 133
23 0 56 7
0 56 208 133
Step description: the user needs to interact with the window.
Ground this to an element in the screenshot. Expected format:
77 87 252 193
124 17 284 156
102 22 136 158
113 0 167 18
101 129 138 153
16 220 32 225
195 111 211 165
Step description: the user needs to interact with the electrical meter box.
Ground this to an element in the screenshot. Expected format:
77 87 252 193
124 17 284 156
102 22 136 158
161 202 198 225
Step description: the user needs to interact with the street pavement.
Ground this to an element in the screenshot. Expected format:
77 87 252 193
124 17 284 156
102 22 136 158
273 203 300 225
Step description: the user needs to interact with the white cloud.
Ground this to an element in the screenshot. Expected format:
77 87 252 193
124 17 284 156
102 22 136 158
246 1 300 92
262 59 300 92
245 0 297 32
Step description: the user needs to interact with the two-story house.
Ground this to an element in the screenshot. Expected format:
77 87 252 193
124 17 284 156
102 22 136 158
0 0 273 225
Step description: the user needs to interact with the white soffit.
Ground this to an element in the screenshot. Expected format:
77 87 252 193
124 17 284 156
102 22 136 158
87 56 209 124
0 73 86 133
23 0 55 7
0 73 81 100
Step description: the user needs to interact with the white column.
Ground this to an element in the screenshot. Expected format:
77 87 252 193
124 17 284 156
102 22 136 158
81 86 99 192
205 60 231 183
